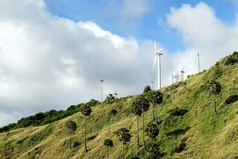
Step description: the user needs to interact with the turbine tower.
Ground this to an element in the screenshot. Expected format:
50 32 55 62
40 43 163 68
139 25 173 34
153 41 163 90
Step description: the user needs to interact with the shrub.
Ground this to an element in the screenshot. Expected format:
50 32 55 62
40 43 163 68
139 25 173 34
143 85 152 93
33 112 45 120
145 121 159 140
17 117 33 128
67 105 77 111
178 81 186 86
224 95 238 105
223 51 238 65
110 109 117 115
0 123 17 133
168 107 188 116
213 66 223 79
86 99 100 107
72 141 81 148
106 94 115 101
46 109 58 116
145 141 160 158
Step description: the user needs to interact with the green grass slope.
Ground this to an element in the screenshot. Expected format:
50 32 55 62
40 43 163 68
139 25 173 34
0 52 237 159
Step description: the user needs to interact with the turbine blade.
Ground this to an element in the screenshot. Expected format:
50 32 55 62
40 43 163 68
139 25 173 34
154 41 157 52
158 48 163 52
152 55 157 71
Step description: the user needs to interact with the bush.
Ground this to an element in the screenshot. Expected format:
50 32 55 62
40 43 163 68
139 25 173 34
33 112 45 120
46 109 58 116
0 123 17 133
72 141 81 148
1 101 100 133
67 105 77 111
106 94 115 101
224 95 238 105
143 85 152 93
17 117 33 128
213 66 223 79
223 51 238 65
187 75 193 78
86 99 100 107
110 109 117 115
178 81 186 86
168 107 188 116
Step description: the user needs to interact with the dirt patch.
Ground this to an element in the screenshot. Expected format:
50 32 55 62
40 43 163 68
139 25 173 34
16 137 28 144
115 102 126 112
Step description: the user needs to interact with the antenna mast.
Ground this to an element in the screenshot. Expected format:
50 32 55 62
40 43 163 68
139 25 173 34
100 80 104 103
181 69 185 81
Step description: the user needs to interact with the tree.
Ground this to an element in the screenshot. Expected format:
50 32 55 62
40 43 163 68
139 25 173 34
115 128 131 159
65 120 77 149
131 99 142 147
144 85 152 93
145 121 159 141
80 104 92 152
104 139 113 159
106 94 115 101
207 80 221 112
136 95 150 148
148 91 163 124
146 141 159 159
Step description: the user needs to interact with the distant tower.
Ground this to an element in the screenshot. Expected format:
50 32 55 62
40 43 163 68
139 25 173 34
100 80 104 103
176 71 179 82
172 73 174 84
198 53 201 73
151 81 154 91
114 91 118 98
181 69 185 81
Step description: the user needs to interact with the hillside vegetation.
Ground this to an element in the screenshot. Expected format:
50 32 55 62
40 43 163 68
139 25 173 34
0 52 238 159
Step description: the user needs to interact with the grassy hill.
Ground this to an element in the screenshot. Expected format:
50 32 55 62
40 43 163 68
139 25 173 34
0 52 237 159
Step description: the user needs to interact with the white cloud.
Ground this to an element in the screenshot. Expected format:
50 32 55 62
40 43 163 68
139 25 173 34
0 0 237 127
0 0 153 127
166 2 238 76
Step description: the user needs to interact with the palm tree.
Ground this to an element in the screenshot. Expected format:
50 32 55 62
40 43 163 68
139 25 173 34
80 104 92 152
104 139 113 159
146 141 159 159
131 99 142 147
65 120 77 149
115 128 131 159
143 85 152 93
145 121 159 141
136 95 150 148
149 91 163 124
207 80 221 112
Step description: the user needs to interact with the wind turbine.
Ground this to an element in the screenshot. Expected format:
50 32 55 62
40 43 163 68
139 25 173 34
152 41 163 90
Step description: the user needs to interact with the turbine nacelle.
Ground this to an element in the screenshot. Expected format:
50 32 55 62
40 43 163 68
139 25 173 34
156 52 163 56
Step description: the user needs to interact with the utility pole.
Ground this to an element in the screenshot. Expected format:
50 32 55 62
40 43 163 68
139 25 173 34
100 80 104 103
198 53 201 73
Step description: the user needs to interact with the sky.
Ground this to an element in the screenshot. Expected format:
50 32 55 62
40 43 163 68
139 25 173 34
0 0 237 127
